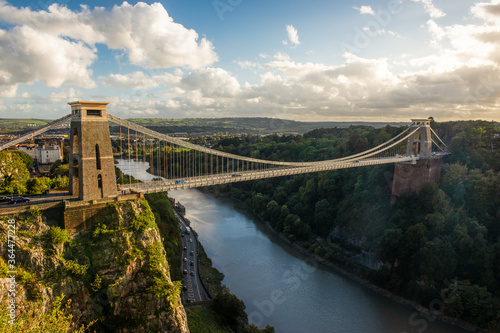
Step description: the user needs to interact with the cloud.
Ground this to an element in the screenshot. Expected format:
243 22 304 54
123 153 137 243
1 0 500 122
471 0 500 22
101 70 183 90
283 24 300 47
411 0 445 18
354 5 375 15
0 1 218 95
0 25 97 94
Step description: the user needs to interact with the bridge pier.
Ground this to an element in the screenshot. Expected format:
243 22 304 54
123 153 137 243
391 118 444 200
391 158 443 200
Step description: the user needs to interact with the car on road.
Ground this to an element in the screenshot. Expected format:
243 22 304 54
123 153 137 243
183 246 187 251
190 261 194 266
183 269 188 274
183 285 188 291
0 196 11 203
231 173 242 177
190 251 194 256
10 197 30 204
183 258 187 262
189 238 193 243
175 180 187 184
190 271 195 276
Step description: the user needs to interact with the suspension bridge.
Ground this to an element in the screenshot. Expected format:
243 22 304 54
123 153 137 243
0 101 449 202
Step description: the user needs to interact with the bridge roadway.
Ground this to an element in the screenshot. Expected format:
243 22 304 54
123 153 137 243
118 155 421 193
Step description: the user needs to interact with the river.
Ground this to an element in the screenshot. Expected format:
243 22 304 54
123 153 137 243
117 159 469 333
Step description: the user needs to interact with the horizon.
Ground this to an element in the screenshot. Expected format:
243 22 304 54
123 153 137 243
0 1 499 122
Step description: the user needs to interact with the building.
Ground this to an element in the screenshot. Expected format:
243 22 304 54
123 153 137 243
37 144 62 164
16 142 63 165
17 144 38 160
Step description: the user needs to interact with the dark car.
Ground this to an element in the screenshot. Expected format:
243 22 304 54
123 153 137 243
183 246 187 251
10 197 30 204
0 196 11 203
190 261 194 266
190 251 194 256
183 285 188 291
190 271 195 276
183 269 188 274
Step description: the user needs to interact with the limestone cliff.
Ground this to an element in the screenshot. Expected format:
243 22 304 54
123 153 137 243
0 200 189 332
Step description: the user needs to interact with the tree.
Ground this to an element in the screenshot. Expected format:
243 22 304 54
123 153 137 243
26 177 50 195
212 288 248 332
0 150 29 194
11 150 33 167
313 199 333 236
52 164 69 177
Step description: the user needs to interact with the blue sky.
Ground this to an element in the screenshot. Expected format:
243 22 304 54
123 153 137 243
0 0 499 121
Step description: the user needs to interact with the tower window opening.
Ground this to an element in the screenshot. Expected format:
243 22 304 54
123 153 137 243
97 174 103 189
87 109 102 117
95 144 101 170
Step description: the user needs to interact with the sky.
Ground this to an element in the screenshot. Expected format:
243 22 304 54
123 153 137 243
0 0 499 122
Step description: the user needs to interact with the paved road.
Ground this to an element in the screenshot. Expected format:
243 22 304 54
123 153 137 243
0 193 76 208
175 209 210 303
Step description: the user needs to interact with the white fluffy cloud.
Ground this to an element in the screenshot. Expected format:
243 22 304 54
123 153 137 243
354 5 375 15
411 0 445 18
0 25 97 93
283 25 300 47
0 1 218 96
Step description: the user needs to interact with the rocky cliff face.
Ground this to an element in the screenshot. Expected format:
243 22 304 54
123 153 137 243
0 201 189 332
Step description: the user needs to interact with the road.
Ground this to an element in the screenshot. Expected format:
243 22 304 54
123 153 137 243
175 209 210 303
0 192 76 208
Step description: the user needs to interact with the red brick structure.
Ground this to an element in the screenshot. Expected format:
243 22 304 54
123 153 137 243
391 118 444 199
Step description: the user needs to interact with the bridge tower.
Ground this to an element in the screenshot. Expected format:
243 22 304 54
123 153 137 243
392 118 443 199
405 118 432 157
68 101 117 200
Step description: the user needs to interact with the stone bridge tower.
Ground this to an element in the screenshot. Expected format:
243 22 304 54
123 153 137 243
68 101 117 200
392 118 443 199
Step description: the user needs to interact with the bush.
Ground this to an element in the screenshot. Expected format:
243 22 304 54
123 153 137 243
48 227 71 245
0 293 94 332
64 260 87 277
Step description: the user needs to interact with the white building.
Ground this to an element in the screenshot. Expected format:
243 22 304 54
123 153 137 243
17 144 37 160
36 145 62 164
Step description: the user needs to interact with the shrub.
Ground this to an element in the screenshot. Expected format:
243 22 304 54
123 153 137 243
48 227 71 245
64 260 87 277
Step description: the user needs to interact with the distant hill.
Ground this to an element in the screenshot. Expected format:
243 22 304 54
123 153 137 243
0 117 407 135
125 117 407 135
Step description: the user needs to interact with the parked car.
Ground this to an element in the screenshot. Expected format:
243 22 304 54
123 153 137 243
0 196 11 203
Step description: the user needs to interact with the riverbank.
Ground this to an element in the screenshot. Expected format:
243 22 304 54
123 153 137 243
205 188 486 333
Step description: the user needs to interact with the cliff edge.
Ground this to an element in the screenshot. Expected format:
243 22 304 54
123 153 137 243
0 200 189 332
